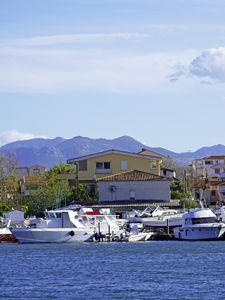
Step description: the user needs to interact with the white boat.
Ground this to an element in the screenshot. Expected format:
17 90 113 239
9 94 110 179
128 225 153 242
80 209 126 240
173 208 225 241
214 206 225 222
11 209 96 243
128 206 184 229
142 212 184 228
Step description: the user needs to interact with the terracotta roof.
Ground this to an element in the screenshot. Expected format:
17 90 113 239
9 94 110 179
97 170 167 182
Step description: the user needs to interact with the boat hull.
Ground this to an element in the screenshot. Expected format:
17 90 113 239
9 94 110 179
128 232 153 242
173 225 225 241
0 228 17 243
12 228 95 243
142 215 184 228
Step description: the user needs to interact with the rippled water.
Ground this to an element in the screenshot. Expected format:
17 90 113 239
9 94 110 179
1 241 225 299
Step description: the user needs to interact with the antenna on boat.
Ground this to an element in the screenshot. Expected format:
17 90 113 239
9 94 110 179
199 199 207 209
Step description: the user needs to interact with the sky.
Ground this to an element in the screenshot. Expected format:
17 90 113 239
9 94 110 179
1 0 225 152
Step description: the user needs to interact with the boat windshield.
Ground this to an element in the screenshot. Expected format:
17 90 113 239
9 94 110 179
191 217 219 225
45 212 62 219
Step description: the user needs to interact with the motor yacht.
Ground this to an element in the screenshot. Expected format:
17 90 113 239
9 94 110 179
126 206 184 229
173 208 225 241
11 209 96 243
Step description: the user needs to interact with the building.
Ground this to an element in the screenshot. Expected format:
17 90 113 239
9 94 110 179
13 165 47 196
3 210 24 225
15 165 47 179
160 167 176 179
192 156 225 179
97 170 170 204
67 149 163 187
192 156 225 204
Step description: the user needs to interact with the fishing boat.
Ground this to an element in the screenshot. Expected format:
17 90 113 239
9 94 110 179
173 208 225 241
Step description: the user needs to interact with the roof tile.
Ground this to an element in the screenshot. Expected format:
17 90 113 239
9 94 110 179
97 169 167 182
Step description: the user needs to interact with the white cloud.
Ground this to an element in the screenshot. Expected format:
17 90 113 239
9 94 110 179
190 48 225 82
170 47 225 83
0 130 47 147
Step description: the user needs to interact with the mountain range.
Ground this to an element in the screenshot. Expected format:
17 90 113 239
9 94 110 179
1 135 225 168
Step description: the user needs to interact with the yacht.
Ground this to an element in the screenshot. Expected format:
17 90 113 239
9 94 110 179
141 206 184 228
11 209 96 243
173 208 225 241
124 206 184 229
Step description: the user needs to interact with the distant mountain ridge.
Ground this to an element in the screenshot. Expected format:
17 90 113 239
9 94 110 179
0 135 225 168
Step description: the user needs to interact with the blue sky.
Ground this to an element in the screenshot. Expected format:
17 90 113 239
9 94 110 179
1 0 225 152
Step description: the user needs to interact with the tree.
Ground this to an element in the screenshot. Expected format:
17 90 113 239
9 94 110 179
25 164 75 215
47 163 77 176
0 154 17 179
170 179 186 200
0 202 10 215
162 156 177 170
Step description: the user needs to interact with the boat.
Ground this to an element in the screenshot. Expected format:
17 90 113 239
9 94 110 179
128 225 153 242
126 206 184 229
142 213 184 228
81 208 126 240
0 227 17 243
173 208 225 241
213 205 225 222
11 209 96 243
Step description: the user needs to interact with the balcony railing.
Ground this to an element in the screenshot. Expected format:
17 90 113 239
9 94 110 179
95 168 112 174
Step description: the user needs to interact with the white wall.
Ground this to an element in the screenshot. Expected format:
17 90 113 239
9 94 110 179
98 180 170 203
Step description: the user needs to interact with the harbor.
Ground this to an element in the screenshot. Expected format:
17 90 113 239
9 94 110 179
2 201 225 244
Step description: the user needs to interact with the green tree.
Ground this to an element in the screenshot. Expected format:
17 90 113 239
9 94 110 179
0 202 10 215
170 179 186 199
26 163 75 215
47 163 77 176
0 177 20 208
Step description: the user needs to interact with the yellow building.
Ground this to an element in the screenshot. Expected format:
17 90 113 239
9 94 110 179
67 148 163 184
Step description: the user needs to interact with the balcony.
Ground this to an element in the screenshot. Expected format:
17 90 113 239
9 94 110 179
95 168 112 174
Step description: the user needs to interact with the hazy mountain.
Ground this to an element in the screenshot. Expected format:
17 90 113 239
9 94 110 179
0 135 225 168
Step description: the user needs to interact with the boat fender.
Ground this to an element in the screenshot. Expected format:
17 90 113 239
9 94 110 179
69 231 75 236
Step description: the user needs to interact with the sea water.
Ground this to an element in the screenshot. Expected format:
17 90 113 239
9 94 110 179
1 241 225 299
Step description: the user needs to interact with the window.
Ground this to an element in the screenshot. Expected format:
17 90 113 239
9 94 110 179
129 189 136 200
33 169 40 175
150 161 157 170
96 162 111 169
121 160 128 170
95 161 111 174
79 160 87 171
191 217 218 225
215 169 220 174
104 162 111 169
205 160 213 165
